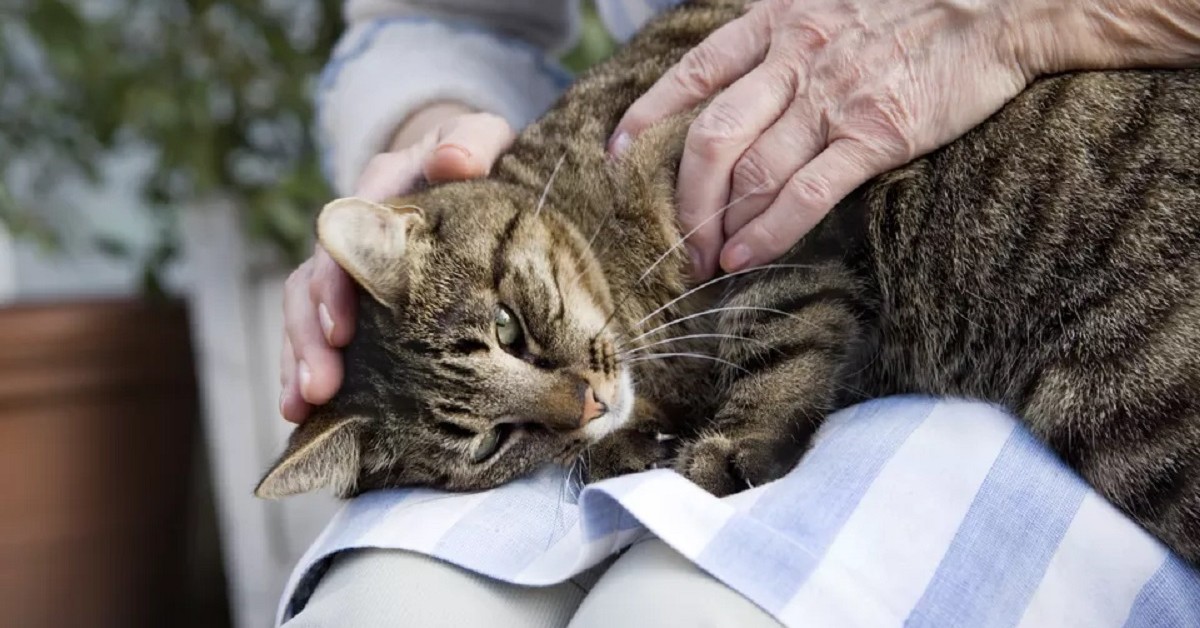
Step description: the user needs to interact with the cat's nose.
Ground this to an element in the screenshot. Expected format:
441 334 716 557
580 386 609 427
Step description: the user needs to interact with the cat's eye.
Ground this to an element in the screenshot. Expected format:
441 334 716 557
470 426 507 463
494 305 523 347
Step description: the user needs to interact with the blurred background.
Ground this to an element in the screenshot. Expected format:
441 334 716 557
0 1 614 627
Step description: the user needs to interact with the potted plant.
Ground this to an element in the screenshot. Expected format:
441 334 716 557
1 1 343 626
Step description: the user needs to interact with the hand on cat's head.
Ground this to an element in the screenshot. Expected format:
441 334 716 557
279 108 514 423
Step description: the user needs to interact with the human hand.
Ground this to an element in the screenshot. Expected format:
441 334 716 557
611 0 1037 280
280 104 515 422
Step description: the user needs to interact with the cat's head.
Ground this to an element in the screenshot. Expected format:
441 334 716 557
256 184 642 499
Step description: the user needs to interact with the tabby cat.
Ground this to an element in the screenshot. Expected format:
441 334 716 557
257 0 1200 562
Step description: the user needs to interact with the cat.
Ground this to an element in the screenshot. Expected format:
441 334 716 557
257 0 1200 562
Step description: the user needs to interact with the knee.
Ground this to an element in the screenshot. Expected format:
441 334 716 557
285 549 583 628
568 540 780 628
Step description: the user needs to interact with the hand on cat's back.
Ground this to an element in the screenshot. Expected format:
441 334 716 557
279 108 515 422
610 0 1062 280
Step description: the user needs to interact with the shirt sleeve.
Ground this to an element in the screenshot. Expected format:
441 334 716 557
319 0 581 194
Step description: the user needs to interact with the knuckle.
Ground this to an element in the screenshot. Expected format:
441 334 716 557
689 101 745 157
765 61 802 100
786 18 831 53
731 151 775 195
674 45 723 98
788 171 834 206
862 91 917 159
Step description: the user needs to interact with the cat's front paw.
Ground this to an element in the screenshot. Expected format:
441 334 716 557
583 429 677 483
675 433 792 497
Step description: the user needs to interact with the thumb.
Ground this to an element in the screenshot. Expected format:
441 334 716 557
425 113 516 183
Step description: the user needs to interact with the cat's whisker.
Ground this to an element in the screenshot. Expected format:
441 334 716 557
626 351 750 375
626 305 812 346
595 183 768 336
629 263 816 333
565 204 619 287
634 182 768 286
585 203 618 252
533 153 568 218
618 332 768 357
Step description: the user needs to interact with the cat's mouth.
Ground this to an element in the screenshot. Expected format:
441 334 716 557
581 368 635 441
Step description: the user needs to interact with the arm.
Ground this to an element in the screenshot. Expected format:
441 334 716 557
318 0 581 194
610 0 1200 280
1020 0 1200 76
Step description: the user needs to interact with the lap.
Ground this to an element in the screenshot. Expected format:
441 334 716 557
284 548 586 628
568 539 781 628
283 540 778 628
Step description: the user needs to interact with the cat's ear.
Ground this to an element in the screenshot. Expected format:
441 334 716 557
317 197 423 305
255 414 365 499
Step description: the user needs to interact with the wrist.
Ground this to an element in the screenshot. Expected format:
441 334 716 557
1012 0 1200 77
387 101 477 152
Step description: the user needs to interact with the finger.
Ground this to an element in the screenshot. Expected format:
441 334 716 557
309 246 356 347
280 334 296 388
279 336 309 423
721 140 884 271
425 113 516 183
722 101 825 238
610 5 772 153
354 148 428 202
284 267 344 406
280 377 310 423
676 63 794 280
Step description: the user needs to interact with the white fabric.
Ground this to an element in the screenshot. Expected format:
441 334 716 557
319 0 686 194
275 398 1200 627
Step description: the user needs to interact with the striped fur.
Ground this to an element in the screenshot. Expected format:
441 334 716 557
259 1 1199 563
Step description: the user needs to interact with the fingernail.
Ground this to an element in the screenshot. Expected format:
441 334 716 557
318 303 335 343
723 244 752 271
435 143 472 161
609 131 631 157
298 361 312 397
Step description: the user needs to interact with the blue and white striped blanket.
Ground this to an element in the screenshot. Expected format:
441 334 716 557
277 397 1200 626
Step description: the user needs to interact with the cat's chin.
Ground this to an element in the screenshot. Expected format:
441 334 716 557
582 369 635 441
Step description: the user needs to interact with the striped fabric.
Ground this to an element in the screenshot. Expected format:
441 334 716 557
276 397 1200 626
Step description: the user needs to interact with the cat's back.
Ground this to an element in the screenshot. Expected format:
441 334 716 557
863 68 1200 403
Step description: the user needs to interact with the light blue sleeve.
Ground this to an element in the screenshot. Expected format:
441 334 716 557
318 1 581 194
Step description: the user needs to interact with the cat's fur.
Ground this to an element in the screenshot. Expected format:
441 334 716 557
259 0 1200 562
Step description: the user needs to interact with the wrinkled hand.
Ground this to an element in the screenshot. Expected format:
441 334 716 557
611 0 1035 279
280 107 515 422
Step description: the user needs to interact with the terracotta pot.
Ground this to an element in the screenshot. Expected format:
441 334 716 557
0 299 200 628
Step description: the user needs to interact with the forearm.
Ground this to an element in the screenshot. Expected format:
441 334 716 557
1015 0 1200 76
318 0 578 194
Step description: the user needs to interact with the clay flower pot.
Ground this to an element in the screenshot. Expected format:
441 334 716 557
0 299 200 628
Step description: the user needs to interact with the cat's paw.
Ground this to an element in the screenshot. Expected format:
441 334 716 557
674 433 791 497
583 429 677 483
